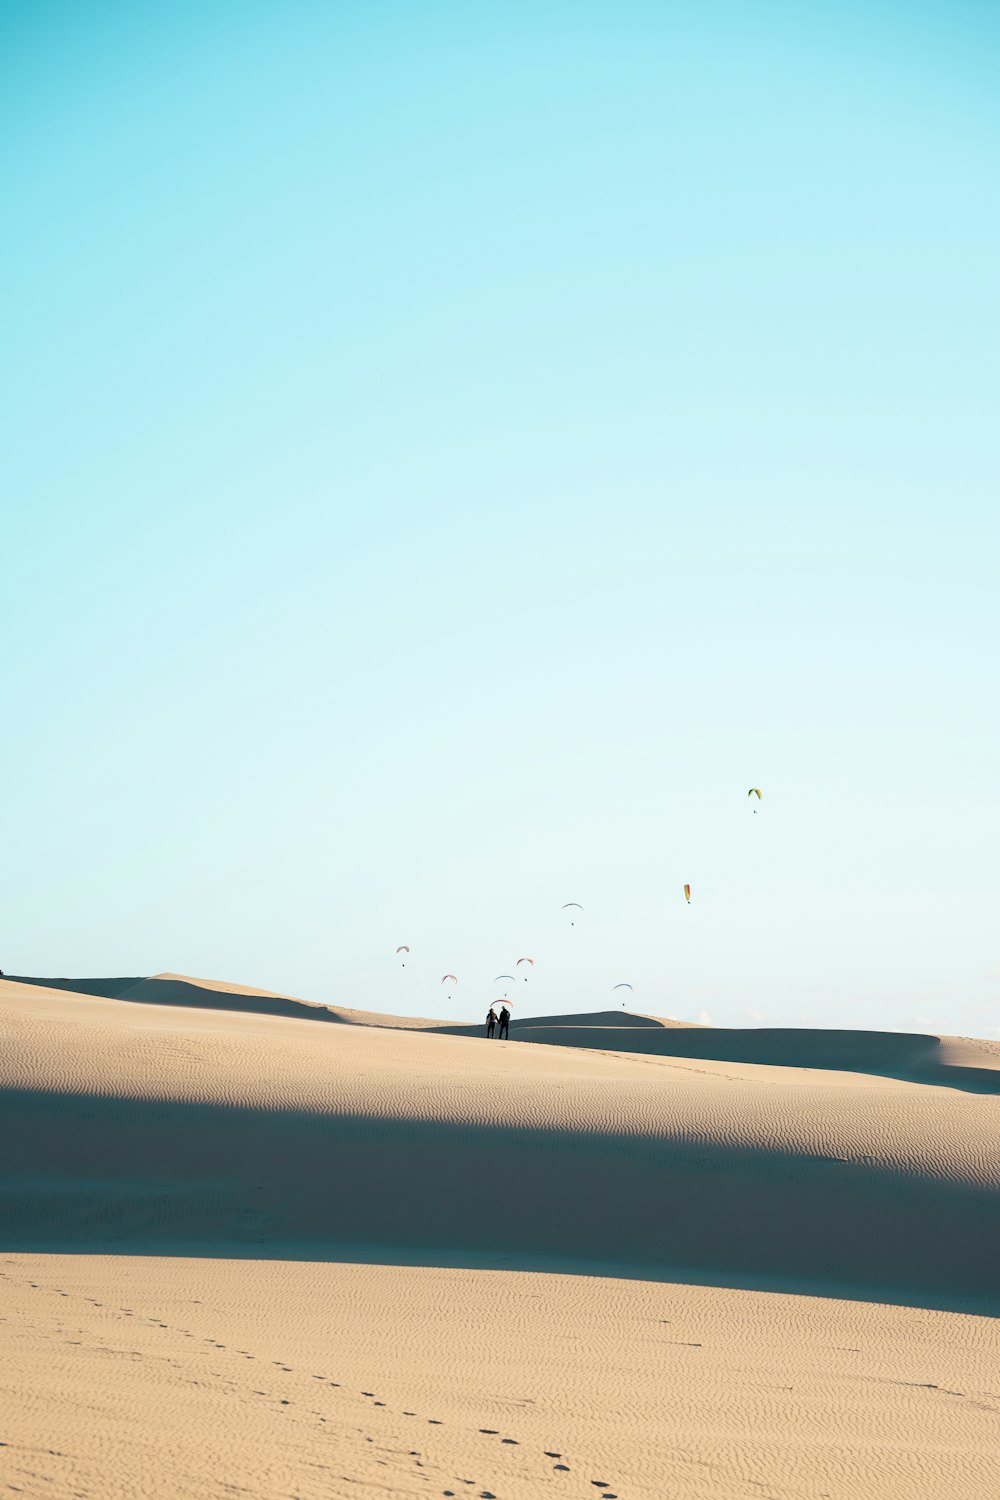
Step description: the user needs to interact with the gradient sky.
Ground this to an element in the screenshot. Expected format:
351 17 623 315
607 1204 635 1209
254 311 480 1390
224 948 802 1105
3 2 998 1034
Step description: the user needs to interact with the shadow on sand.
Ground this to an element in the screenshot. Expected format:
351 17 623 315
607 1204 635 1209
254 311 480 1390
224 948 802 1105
427 1013 1000 1096
7 974 351 1027
2 1085 998 1317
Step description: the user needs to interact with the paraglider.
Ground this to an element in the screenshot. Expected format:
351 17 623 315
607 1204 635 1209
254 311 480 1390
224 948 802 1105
395 945 410 967
494 972 515 996
683 884 691 904
516 957 535 981
748 787 762 813
562 902 583 926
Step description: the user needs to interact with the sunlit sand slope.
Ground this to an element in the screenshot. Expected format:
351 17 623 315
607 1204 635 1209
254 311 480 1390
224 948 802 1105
2 1254 998 1500
2 978 998 1312
11 971 998 1087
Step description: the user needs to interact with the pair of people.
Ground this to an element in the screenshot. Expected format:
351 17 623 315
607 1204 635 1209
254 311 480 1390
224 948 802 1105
486 1004 510 1040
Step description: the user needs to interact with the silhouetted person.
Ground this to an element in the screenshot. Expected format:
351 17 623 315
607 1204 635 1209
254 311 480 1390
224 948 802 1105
498 1005 510 1040
486 1006 497 1039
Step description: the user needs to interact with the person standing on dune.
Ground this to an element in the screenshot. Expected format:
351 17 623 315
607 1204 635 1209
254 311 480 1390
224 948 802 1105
486 1005 497 1039
497 1005 510 1041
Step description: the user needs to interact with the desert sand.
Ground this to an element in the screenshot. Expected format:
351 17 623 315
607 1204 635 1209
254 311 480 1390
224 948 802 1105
2 973 999 1498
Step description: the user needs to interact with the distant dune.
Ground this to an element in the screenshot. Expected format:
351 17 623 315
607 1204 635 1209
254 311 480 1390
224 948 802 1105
10 970 999 1091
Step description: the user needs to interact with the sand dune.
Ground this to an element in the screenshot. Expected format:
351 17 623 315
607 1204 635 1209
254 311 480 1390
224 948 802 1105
3 975 998 1311
3 974 999 1498
11 971 1000 1089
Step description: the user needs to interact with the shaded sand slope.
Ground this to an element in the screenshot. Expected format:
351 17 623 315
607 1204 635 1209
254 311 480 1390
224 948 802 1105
3 1253 999 1500
3 979 999 1313
11 972 999 1089
458 1013 1000 1094
7 970 352 1024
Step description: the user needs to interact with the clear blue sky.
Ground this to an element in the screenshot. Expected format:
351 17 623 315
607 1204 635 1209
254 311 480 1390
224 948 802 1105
3 2 998 1034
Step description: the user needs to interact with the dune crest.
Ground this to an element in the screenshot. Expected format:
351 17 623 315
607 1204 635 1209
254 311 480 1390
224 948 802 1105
8 972 998 1090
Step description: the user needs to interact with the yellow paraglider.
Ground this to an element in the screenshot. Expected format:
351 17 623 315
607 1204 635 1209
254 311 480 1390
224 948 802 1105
683 883 691 904
748 787 762 814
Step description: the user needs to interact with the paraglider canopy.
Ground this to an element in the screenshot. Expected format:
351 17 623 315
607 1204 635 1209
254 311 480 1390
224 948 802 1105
748 787 762 813
441 973 458 984
395 944 410 966
612 982 633 991
516 956 534 981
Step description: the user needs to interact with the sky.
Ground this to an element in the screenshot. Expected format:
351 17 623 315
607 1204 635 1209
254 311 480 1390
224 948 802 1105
3 1 999 1035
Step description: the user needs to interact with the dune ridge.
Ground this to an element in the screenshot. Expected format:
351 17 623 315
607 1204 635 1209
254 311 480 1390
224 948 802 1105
9 970 999 1091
